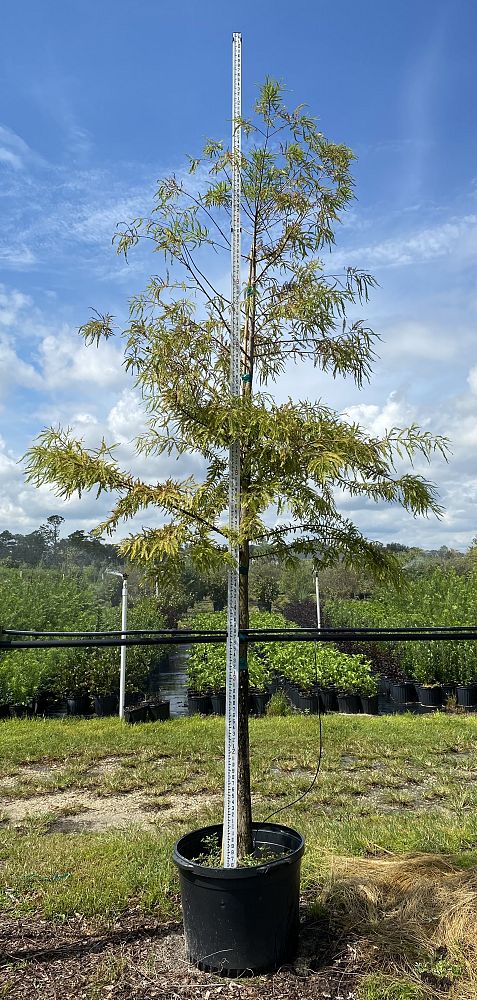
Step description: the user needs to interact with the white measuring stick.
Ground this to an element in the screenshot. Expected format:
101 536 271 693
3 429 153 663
223 30 242 869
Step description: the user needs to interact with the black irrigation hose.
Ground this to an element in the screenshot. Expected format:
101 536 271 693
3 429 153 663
2 625 477 650
6 624 477 638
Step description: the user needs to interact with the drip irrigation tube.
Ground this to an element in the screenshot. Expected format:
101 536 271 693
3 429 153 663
1 625 477 651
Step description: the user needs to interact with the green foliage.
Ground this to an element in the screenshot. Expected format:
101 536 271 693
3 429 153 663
187 610 288 693
327 567 477 684
187 609 376 696
266 690 292 716
0 568 164 702
268 638 376 695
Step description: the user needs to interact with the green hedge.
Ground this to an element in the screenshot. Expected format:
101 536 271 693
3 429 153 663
187 609 376 696
326 568 477 684
0 568 164 704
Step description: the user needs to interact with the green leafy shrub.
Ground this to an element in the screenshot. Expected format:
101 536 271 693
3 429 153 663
187 610 375 696
327 567 477 685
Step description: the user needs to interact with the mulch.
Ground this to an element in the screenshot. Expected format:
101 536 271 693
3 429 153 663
0 909 362 999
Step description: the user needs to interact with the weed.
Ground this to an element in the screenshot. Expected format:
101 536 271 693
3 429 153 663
266 690 292 716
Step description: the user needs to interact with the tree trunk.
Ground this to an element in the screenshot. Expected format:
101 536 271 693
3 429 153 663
237 539 253 857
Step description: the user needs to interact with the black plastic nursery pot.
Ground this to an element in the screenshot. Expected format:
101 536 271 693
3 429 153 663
417 685 443 707
360 694 378 715
148 700 170 721
36 697 68 717
337 693 362 714
441 683 456 702
249 691 270 716
93 694 119 717
456 684 477 708
67 694 91 716
9 704 33 718
320 688 339 712
296 692 320 714
124 705 149 724
188 693 213 716
174 822 305 976
211 693 226 716
391 682 418 705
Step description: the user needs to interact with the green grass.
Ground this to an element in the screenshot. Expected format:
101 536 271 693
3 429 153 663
0 712 477 925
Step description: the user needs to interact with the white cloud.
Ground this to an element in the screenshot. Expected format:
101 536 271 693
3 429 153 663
37 328 127 391
339 213 477 269
0 286 32 327
344 391 416 437
0 335 43 399
381 320 457 362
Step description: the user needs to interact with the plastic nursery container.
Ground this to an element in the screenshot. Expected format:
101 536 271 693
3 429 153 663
391 682 418 705
337 694 362 714
320 688 339 712
360 694 378 715
456 684 477 708
187 694 213 716
148 700 170 721
417 685 443 707
93 694 119 717
296 692 320 714
211 693 226 715
249 691 270 716
174 822 305 976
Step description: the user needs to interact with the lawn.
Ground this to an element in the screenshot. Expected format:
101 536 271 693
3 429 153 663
1 711 477 998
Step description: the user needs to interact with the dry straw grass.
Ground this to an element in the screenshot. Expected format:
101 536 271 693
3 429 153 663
321 853 477 998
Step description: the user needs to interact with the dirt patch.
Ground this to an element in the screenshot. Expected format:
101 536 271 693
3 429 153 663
0 910 360 1000
0 789 222 833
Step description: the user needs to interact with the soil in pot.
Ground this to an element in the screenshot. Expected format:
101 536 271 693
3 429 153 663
187 693 212 716
417 685 443 707
173 822 304 976
456 684 477 708
360 694 378 714
211 692 226 715
337 693 362 714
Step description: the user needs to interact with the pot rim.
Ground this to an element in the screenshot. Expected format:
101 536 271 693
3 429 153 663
173 821 305 880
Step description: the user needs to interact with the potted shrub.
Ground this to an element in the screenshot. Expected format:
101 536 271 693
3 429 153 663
248 652 271 716
358 674 379 715
3 650 44 716
147 695 171 721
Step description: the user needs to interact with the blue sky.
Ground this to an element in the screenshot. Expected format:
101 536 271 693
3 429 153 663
1 0 476 549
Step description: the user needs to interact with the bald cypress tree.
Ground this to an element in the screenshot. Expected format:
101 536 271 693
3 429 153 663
25 81 446 856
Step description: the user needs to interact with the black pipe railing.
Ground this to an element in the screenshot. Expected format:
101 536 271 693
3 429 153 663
1 625 477 651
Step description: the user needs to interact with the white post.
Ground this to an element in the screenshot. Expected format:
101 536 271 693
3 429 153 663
315 573 321 630
119 574 128 719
